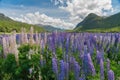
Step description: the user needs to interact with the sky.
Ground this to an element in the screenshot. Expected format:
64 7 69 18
0 0 120 29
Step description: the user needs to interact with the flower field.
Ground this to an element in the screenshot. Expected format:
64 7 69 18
0 27 120 80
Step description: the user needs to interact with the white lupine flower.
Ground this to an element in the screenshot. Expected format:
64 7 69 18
28 49 34 59
2 37 9 57
29 49 34 55
29 68 33 74
44 32 47 45
20 28 25 44
20 28 28 44
23 28 28 44
29 27 35 44
11 31 19 62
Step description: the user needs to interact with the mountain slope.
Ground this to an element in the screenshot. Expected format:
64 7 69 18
75 12 120 32
37 24 64 32
0 13 46 33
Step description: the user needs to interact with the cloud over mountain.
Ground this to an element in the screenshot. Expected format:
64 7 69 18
52 0 113 24
1 0 117 29
11 12 74 29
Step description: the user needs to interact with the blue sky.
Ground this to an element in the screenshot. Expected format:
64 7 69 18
0 0 120 29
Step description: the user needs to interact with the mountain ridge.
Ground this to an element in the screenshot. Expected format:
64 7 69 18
75 12 120 32
37 24 64 32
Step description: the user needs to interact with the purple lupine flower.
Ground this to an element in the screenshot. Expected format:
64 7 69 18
40 39 45 53
83 53 96 76
96 50 103 64
108 70 115 80
87 53 96 76
87 40 94 55
64 62 69 80
107 58 110 71
83 53 89 76
74 60 80 80
100 59 104 80
52 57 58 79
65 36 70 54
69 57 75 70
65 54 69 63
49 36 55 53
79 77 84 80
40 55 44 67
35 31 39 45
114 34 119 47
59 60 65 80
71 36 76 53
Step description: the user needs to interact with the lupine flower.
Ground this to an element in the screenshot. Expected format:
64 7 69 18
69 57 75 70
65 36 70 54
29 68 33 74
100 59 104 80
79 77 84 80
96 50 103 64
40 39 45 53
2 37 9 57
74 60 80 80
52 57 58 79
114 34 119 47
29 26 34 44
48 34 55 53
87 53 96 76
13 31 19 62
40 55 44 67
44 32 47 45
20 27 25 44
8 31 19 62
35 31 39 45
23 28 28 44
83 53 96 76
59 60 65 80
64 62 69 80
108 70 115 80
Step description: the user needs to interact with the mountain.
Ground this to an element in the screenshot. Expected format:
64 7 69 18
37 24 64 32
75 12 120 32
0 13 46 33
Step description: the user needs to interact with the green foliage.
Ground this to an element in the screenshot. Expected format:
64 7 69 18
40 46 55 80
0 58 4 79
3 73 12 80
111 61 120 80
17 44 33 79
0 44 3 58
2 54 17 73
0 43 120 80
1 54 17 80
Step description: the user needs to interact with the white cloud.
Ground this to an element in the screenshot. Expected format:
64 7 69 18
6 0 114 30
11 12 74 29
52 0 113 24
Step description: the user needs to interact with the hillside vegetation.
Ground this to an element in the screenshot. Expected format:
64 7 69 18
0 13 46 33
75 13 120 32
